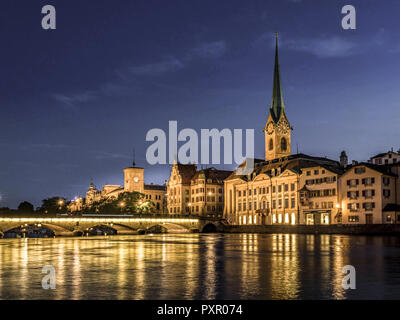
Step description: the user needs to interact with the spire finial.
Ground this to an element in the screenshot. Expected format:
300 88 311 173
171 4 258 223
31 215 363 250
132 147 136 167
270 32 285 122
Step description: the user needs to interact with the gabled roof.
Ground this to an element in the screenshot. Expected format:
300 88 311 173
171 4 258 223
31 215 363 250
225 153 341 182
173 163 197 184
371 151 399 159
343 162 397 177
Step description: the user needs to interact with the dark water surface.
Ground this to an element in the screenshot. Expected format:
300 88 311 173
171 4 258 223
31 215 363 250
0 233 399 300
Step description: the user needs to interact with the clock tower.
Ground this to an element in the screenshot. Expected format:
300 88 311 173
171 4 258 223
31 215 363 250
123 160 145 193
264 33 291 161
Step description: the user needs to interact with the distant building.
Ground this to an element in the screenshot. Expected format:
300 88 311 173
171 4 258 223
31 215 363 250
70 162 167 214
369 150 400 165
166 162 232 217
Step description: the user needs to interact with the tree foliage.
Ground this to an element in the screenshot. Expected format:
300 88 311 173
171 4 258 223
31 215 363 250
37 197 69 214
77 192 155 215
17 201 34 213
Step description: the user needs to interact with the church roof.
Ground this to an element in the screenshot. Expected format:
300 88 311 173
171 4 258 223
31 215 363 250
269 33 286 123
225 153 342 181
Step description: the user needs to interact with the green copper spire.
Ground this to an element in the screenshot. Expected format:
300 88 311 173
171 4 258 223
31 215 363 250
270 32 285 122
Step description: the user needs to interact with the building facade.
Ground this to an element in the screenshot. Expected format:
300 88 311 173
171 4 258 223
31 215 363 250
340 163 398 224
166 162 231 217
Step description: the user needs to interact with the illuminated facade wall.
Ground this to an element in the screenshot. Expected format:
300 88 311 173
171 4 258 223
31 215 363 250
166 162 230 216
340 164 397 224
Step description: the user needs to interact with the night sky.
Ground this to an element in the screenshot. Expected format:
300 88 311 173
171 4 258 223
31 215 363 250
1 0 399 208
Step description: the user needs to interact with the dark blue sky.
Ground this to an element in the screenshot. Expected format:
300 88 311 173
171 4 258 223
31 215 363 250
1 0 399 208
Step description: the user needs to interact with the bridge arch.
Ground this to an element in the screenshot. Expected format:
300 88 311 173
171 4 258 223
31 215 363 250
201 223 218 233
147 223 190 234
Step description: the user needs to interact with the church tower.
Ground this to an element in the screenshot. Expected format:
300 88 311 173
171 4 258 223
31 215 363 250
123 152 145 193
264 33 291 161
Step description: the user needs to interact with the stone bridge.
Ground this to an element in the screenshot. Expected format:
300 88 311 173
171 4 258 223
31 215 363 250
0 216 225 237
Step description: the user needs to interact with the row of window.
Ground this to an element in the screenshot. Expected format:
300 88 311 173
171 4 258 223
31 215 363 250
305 169 327 176
238 197 296 212
348 190 374 199
347 177 391 187
145 194 162 200
192 188 223 194
374 158 398 165
347 189 391 199
169 205 223 213
190 196 222 203
309 201 334 209
239 212 296 225
348 214 399 223
238 183 296 197
348 202 376 211
309 189 336 198
305 176 337 185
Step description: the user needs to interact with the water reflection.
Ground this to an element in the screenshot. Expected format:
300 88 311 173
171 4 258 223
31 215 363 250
0 234 399 300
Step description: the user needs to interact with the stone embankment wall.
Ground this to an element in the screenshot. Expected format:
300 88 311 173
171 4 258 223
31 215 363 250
222 224 400 235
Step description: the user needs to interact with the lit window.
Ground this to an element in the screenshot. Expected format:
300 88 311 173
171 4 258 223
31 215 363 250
291 213 296 225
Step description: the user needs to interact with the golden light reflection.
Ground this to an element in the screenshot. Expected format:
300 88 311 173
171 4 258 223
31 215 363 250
0 234 376 300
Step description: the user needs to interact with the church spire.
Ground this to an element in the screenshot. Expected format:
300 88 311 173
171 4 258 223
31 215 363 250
270 32 285 122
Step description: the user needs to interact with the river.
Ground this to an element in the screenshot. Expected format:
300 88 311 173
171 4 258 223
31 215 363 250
0 233 399 299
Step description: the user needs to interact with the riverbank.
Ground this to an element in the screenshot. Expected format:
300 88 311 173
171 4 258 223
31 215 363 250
222 224 400 235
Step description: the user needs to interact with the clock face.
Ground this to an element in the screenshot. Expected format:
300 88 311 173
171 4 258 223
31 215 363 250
277 119 290 134
266 122 274 135
133 177 139 183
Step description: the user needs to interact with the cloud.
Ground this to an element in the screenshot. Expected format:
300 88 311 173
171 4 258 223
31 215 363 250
192 41 227 59
51 91 98 108
128 40 228 77
93 151 131 160
284 36 357 58
129 57 185 76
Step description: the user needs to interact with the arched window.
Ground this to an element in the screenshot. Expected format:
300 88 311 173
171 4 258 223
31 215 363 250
269 139 274 151
281 137 287 151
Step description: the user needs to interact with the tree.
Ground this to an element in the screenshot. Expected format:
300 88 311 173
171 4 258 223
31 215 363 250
37 197 68 214
80 192 145 215
17 201 34 213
